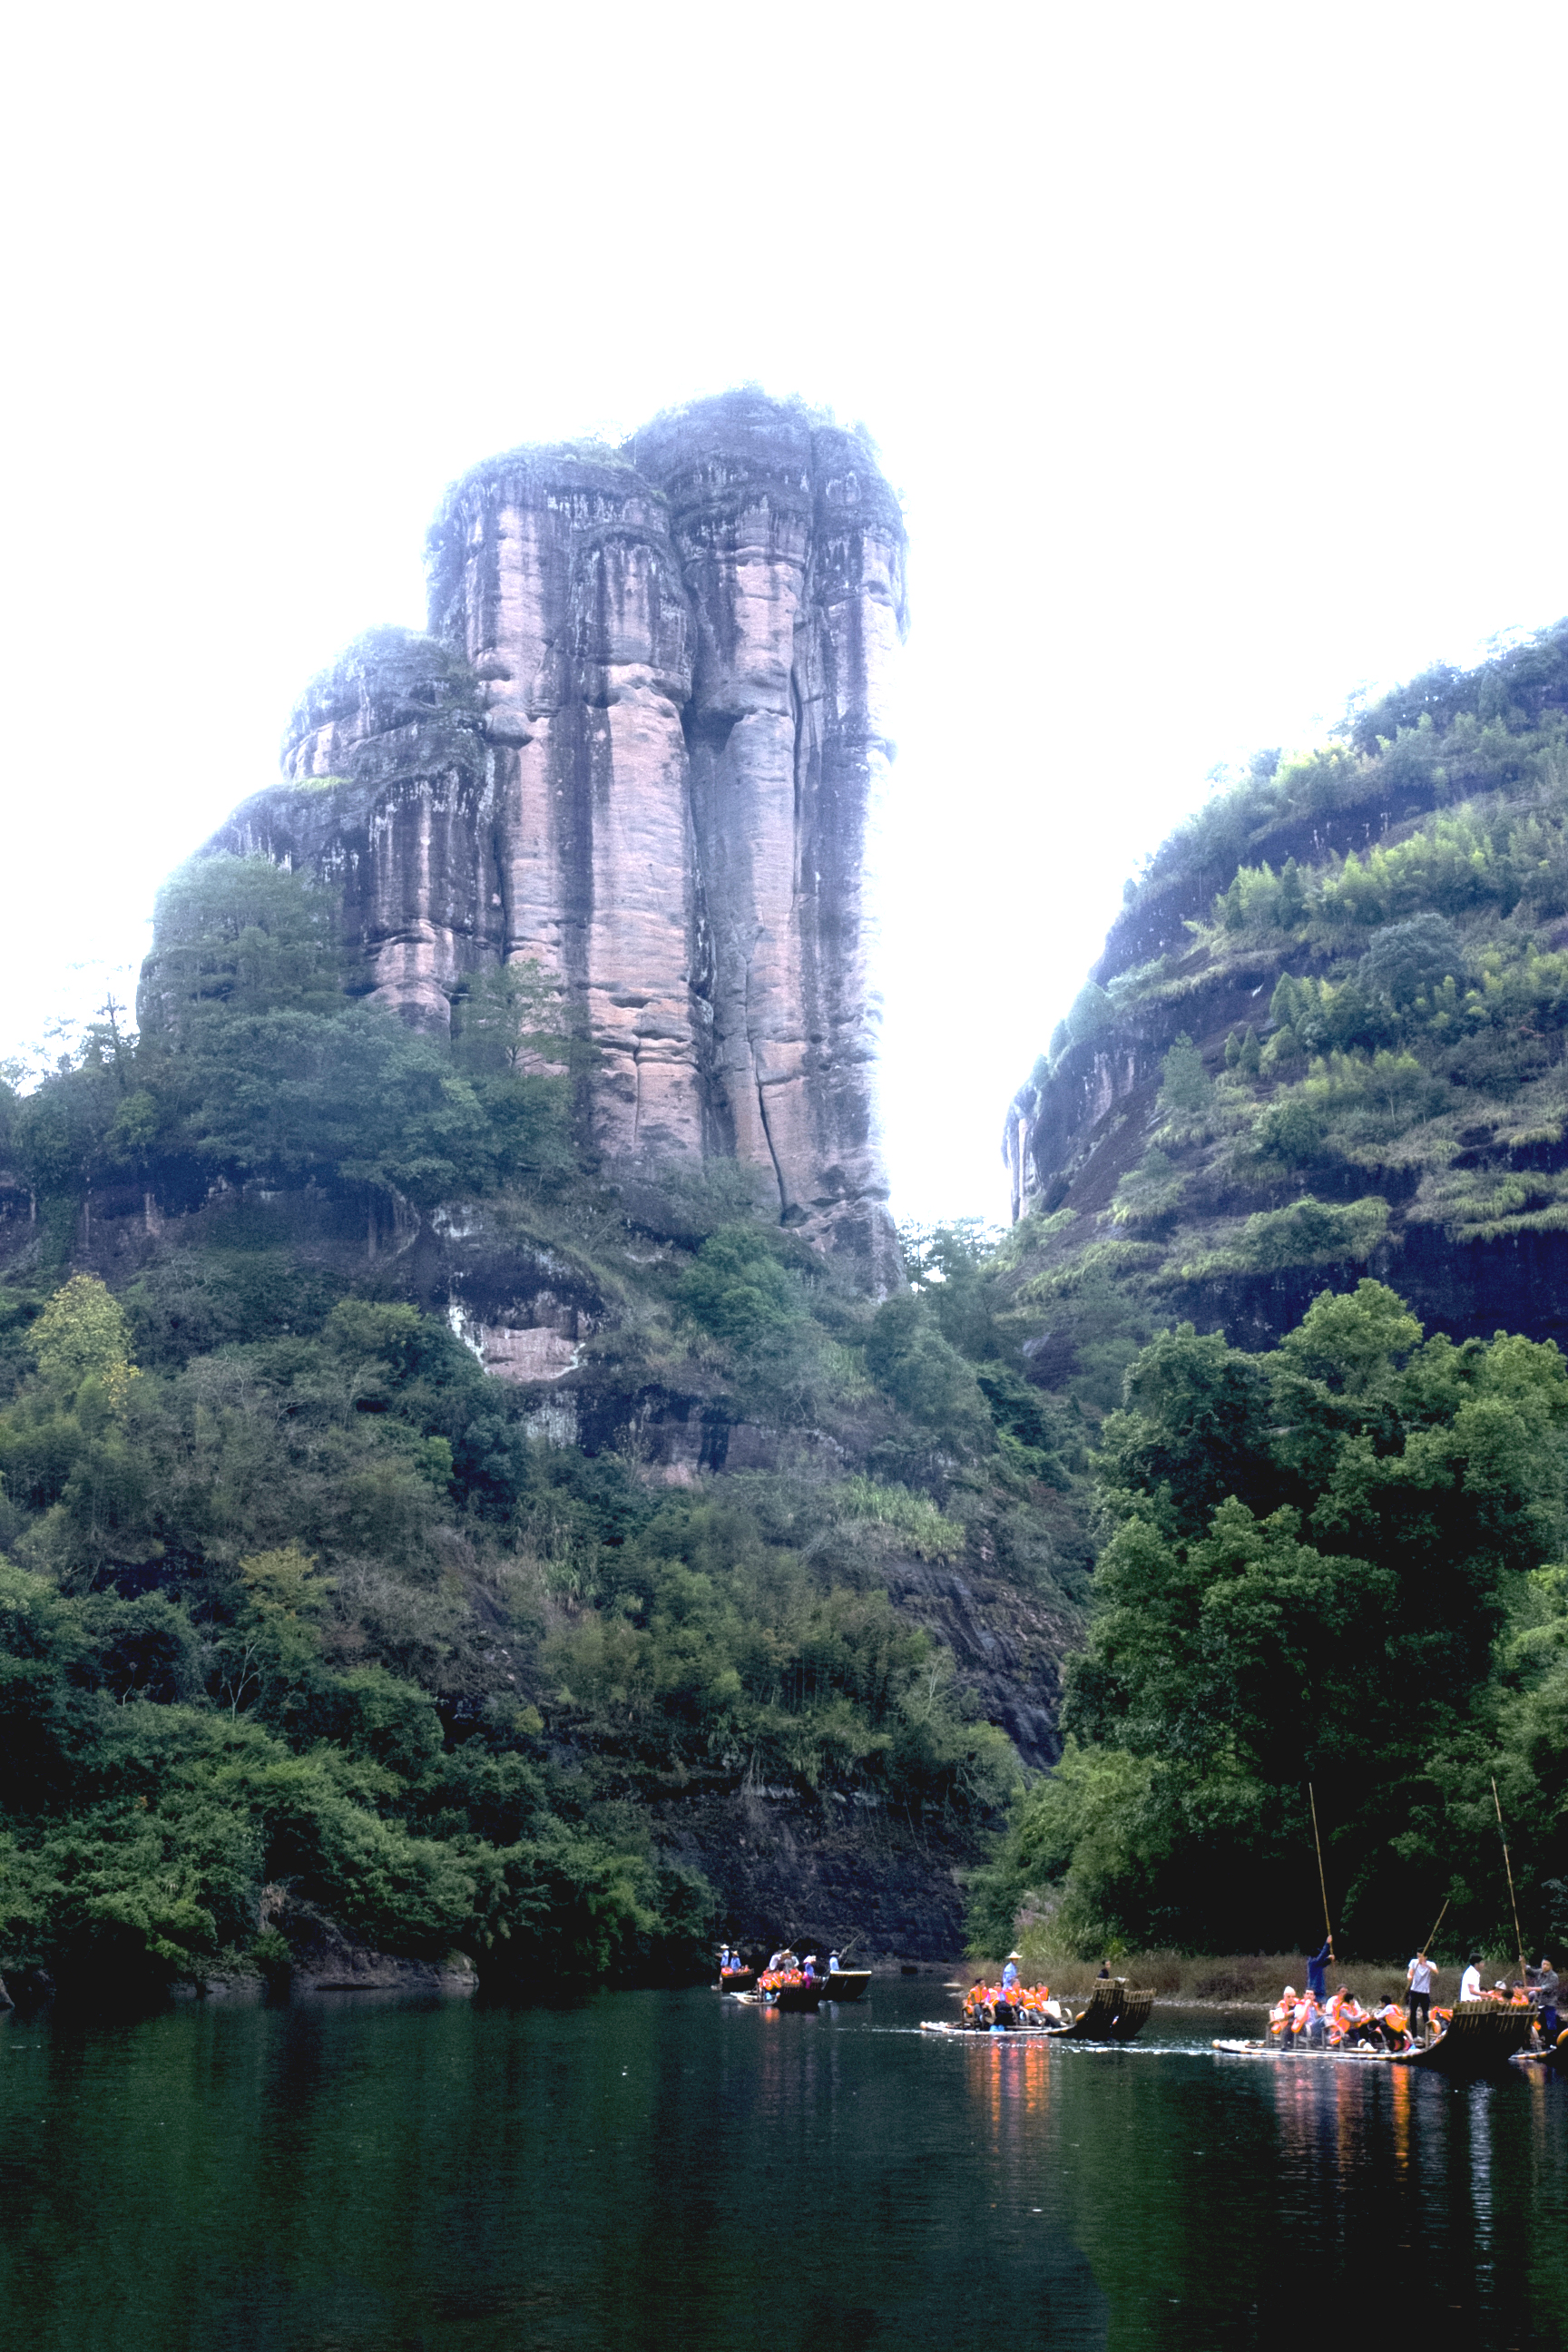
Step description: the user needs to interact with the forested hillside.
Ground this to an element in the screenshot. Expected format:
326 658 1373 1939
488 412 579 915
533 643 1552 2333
1004 619 1568 1371
975 621 1568 1960
0 858 1083 2001
15 619 1568 1998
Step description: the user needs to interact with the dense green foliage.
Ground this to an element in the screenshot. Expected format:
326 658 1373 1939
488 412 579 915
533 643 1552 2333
997 621 1568 1410
0 858 1074 1999
0 857 577 1211
972 620 1568 1962
972 1281 1568 1957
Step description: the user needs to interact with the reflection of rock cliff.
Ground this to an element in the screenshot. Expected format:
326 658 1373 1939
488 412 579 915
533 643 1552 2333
202 391 906 1288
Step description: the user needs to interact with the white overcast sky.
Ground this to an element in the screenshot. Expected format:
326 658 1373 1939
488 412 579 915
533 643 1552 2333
3 0 1565 1227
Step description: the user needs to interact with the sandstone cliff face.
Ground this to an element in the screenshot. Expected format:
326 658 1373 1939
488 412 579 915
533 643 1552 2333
184 393 906 1289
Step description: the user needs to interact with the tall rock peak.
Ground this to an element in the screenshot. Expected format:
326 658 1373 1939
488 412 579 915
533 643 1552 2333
178 391 907 1289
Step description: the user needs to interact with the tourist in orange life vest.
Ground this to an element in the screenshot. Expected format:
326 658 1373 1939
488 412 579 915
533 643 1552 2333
964 1979 994 2028
1368 1999 1410 2052
1268 1987 1297 2040
988 1959 1020 2030
1340 1994 1377 2047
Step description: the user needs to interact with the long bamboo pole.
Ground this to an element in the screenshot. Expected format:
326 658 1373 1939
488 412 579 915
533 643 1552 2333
1308 1782 1334 1956
1411 1895 1450 2047
1492 1778 1528 1990
1421 1895 1450 1958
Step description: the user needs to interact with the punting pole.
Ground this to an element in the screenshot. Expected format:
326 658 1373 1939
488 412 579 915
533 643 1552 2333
1413 1896 1451 2045
1308 1782 1334 1955
1491 1778 1528 1990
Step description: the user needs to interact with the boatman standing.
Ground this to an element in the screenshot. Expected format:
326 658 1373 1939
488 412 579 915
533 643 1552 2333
1307 1937 1333 2001
1002 1952 1023 1995
1406 1949 1436 2042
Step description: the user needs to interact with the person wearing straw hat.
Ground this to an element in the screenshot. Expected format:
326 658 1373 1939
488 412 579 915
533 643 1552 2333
1001 1952 1023 1995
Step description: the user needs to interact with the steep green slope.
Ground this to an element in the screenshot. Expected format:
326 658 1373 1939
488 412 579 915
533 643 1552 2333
0 859 1085 2000
967 620 1568 1962
1002 620 1568 1392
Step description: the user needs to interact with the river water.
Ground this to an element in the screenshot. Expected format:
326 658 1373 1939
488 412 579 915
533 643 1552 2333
3 1981 1566 2351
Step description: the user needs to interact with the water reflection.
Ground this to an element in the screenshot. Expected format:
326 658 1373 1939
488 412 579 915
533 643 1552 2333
5 1996 1568 2351
1467 2079 1495 2270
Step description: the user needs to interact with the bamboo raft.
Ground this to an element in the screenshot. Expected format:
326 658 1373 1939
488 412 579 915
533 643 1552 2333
821 1969 871 2003
921 1977 1154 2043
1213 2038 1391 2062
1214 2003 1537 2079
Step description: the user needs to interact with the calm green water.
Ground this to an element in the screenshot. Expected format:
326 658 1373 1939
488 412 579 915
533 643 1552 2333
3 1983 1567 2351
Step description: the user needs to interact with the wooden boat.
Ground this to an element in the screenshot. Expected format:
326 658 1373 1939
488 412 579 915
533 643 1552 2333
718 1969 757 1994
821 1969 871 2003
1393 2001 1535 2078
1047 1977 1155 2043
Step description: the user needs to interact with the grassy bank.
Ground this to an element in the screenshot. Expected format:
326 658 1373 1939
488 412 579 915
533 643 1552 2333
966 1947 1511 2006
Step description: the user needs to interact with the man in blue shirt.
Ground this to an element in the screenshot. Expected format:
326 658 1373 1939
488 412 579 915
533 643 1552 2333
1307 1938 1333 2001
1001 1952 1022 1994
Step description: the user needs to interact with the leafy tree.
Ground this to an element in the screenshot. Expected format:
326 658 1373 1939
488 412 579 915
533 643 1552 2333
679 1226 807 1353
32 1275 139 1406
976 1282 1568 1955
452 958 566 1077
864 1294 989 1446
142 854 346 1034
1157 1034 1212 1122
1064 984 1112 1048
1359 913 1465 1010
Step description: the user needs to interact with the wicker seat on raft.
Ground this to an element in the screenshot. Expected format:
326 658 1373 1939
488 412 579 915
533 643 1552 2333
1049 1977 1155 2043
1395 2000 1536 2077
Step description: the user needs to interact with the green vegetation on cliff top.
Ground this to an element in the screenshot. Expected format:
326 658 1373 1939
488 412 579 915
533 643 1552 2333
1004 618 1568 1410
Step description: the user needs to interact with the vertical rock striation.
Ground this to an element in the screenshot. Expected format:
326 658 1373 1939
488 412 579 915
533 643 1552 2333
169 391 907 1289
